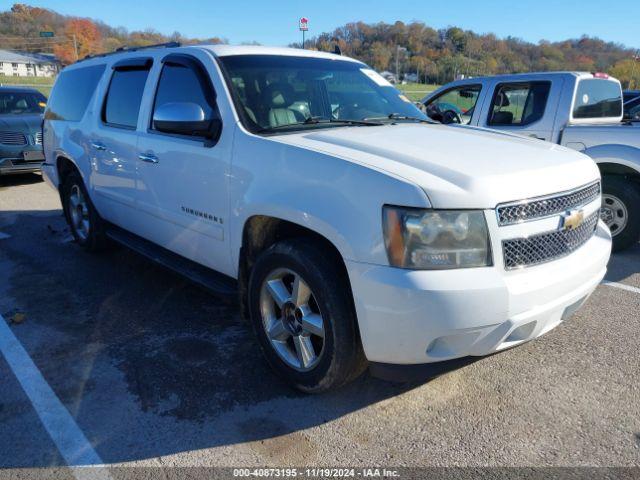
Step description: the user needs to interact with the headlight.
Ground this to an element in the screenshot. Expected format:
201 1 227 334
382 206 492 269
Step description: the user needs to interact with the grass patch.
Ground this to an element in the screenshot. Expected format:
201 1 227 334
0 75 55 97
398 83 439 102
0 75 55 85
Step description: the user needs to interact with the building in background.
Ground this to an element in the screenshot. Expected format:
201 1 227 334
0 50 60 78
379 71 397 84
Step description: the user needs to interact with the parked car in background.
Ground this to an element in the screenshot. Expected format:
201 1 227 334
42 45 610 392
623 92 640 121
0 86 46 176
623 90 640 103
422 72 640 251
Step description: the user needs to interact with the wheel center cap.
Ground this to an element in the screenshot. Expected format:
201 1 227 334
282 302 302 333
601 207 614 224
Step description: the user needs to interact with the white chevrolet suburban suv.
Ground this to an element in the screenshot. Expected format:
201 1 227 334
42 44 612 392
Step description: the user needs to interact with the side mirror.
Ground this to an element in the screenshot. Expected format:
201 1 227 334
153 102 220 139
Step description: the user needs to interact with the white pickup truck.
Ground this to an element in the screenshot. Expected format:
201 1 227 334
42 45 611 392
421 72 640 251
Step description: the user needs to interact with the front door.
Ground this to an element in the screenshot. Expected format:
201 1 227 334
135 52 233 276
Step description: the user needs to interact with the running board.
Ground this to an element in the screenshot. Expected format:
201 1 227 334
105 225 238 300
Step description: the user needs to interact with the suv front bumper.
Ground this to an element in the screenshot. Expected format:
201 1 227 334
347 221 611 365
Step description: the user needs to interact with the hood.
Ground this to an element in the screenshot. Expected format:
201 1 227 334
0 114 43 135
272 123 600 208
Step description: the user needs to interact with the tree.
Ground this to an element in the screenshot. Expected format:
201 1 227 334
610 58 640 89
297 20 636 83
53 18 101 63
369 41 393 71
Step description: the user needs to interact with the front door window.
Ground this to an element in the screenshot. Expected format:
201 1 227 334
425 85 482 124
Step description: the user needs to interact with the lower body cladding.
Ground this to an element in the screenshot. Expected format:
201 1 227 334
347 221 611 375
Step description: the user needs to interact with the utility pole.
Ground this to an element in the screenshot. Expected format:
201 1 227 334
72 34 78 61
395 46 406 83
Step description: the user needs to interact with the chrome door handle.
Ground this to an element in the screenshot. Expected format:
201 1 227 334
91 142 106 151
138 153 159 164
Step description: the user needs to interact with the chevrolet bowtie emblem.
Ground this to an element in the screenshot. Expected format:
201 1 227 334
561 210 584 231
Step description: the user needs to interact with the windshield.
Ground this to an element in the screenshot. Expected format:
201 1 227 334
0 90 47 115
218 54 428 133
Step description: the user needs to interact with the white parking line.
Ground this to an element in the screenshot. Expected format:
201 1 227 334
601 280 640 295
0 314 108 472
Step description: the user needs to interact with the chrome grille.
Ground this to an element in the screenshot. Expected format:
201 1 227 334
502 211 599 270
0 131 27 146
497 182 600 226
35 132 43 145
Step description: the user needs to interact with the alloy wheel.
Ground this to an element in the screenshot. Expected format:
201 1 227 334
259 268 326 371
68 184 90 241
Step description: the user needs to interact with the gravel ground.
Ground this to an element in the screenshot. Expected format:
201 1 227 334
0 173 639 476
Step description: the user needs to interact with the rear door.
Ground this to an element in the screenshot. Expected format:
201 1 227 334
479 79 561 141
135 51 234 276
90 57 152 230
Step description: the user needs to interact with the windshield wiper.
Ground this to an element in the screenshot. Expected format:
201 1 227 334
257 117 383 133
326 118 384 126
365 113 433 123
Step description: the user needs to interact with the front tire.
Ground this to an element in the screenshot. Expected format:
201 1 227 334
601 176 640 252
61 170 108 252
248 239 366 393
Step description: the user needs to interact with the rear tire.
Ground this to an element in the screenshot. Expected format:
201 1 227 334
248 239 367 393
601 176 640 252
61 170 109 252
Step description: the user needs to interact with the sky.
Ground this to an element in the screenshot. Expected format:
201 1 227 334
2 0 639 49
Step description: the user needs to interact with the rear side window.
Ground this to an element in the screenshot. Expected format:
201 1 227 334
488 82 550 126
45 64 105 121
573 79 622 119
103 68 150 128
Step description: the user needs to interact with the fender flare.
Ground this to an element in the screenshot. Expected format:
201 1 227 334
583 144 640 176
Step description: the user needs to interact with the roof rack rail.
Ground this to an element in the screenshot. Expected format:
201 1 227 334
78 41 181 63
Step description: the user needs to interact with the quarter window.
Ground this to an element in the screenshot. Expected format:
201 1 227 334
45 64 106 121
103 68 150 128
488 82 550 126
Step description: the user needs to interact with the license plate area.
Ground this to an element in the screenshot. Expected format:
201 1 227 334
23 150 45 162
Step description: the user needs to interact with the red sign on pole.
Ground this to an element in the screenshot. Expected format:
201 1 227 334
299 17 309 31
